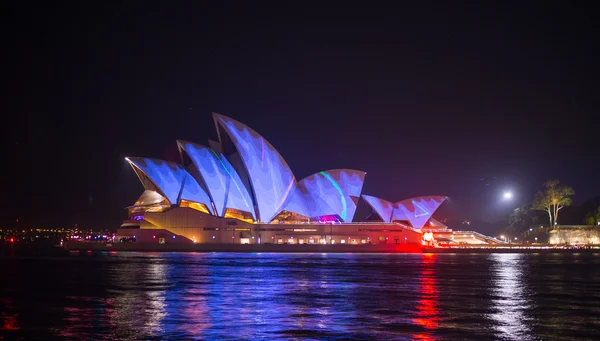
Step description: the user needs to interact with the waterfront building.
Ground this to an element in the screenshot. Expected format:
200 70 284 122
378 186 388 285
116 113 494 246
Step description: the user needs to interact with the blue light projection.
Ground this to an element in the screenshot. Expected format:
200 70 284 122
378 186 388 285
394 196 448 229
361 195 394 222
214 113 296 222
320 171 347 221
362 194 447 228
178 141 227 215
278 185 311 218
180 173 214 212
412 200 430 217
217 153 256 219
126 157 213 213
177 141 255 219
127 114 446 228
294 169 366 222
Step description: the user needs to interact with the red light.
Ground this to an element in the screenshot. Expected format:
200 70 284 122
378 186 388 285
412 254 439 340
9 238 14 243
152 235 156 238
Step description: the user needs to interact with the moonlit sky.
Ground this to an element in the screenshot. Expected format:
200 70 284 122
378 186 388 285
4 2 598 231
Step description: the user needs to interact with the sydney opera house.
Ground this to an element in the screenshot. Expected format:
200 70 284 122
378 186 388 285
116 113 495 246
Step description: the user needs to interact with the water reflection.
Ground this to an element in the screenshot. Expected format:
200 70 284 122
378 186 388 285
3 253 600 340
412 254 440 341
185 253 363 339
55 254 171 340
175 265 211 338
143 260 167 335
0 298 20 332
487 253 533 340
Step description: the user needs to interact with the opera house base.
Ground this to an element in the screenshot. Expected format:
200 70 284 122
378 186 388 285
114 208 428 246
64 241 425 253
62 241 599 254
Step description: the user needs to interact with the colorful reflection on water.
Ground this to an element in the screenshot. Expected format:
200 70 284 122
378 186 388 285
0 298 19 332
412 253 440 341
1 252 600 340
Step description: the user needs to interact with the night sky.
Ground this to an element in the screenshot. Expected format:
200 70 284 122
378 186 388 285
4 2 598 232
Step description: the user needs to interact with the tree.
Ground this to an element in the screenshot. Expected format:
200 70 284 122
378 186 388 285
584 206 600 225
508 204 539 234
531 180 575 227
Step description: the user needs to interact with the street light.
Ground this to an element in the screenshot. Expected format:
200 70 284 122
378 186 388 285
503 191 513 200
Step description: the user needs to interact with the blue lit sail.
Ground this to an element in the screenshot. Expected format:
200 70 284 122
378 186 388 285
126 157 214 213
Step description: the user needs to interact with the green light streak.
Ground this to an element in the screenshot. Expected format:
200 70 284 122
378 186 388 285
412 200 430 217
320 171 347 221
210 149 232 176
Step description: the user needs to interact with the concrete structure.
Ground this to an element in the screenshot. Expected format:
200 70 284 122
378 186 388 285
548 225 600 245
115 113 490 247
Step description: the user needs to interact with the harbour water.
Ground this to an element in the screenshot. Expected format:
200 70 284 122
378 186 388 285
1 252 599 340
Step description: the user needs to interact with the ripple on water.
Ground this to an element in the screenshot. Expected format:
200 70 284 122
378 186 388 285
1 252 600 340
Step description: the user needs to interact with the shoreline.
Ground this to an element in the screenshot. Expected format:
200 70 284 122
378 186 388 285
62 242 600 254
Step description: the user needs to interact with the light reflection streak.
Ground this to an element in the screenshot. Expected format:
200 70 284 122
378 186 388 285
0 298 20 332
412 253 440 341
59 296 110 339
8 249 600 340
144 261 167 335
0 312 19 331
168 256 211 339
487 253 534 341
100 255 168 339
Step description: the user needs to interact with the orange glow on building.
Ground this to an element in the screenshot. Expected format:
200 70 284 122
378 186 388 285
179 200 211 215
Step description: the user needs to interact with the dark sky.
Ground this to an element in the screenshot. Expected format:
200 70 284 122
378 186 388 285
4 2 598 231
